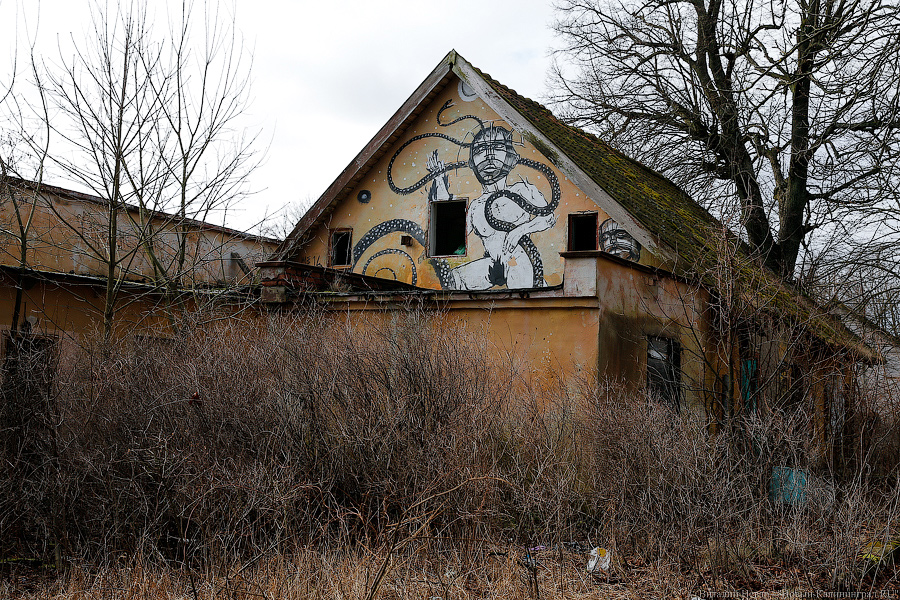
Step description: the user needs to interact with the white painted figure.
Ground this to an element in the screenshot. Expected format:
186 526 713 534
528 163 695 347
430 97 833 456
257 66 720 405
427 124 556 290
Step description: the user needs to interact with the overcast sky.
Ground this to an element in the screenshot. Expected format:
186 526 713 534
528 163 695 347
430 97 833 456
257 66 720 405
1 0 560 235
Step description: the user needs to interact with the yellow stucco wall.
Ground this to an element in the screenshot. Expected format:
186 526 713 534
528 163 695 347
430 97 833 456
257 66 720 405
322 295 600 400
298 75 659 291
1 182 277 345
0 186 277 286
593 256 716 411
0 273 175 343
306 250 720 414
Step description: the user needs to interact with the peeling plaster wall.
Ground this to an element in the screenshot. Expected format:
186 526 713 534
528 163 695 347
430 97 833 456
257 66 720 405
0 273 177 340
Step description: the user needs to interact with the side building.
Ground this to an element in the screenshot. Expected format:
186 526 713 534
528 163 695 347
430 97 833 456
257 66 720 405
0 176 279 344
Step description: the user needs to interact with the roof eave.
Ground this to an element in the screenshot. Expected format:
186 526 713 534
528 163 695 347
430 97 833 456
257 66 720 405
273 51 459 260
3 176 279 245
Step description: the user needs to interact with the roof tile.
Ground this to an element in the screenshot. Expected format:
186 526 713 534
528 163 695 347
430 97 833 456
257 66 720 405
473 66 875 360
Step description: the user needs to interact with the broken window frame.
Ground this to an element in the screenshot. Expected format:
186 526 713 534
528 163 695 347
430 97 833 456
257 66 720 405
567 212 599 251
646 335 682 411
429 199 468 258
329 228 353 268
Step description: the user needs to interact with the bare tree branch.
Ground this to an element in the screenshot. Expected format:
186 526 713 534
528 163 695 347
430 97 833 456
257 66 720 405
551 0 900 281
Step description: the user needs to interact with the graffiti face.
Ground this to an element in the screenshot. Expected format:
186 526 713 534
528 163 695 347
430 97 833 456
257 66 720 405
469 126 519 186
599 218 641 261
364 98 560 291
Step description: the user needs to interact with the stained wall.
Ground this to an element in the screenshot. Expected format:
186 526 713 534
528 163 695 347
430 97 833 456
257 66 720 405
296 250 721 415
0 181 278 343
0 273 177 342
0 185 277 287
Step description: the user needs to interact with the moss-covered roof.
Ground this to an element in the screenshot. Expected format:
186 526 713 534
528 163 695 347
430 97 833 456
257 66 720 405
474 67 875 361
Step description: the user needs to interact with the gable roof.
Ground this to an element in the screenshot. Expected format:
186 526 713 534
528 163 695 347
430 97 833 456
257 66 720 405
826 299 900 349
276 51 876 361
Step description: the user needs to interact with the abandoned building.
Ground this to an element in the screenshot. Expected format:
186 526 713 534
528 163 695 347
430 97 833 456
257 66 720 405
0 50 883 455
260 50 879 445
0 176 279 343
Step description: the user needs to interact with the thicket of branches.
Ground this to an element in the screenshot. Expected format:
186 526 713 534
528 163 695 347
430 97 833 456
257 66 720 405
1 307 898 590
551 0 900 295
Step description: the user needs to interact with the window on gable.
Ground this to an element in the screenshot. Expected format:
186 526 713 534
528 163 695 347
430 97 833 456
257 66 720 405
430 200 467 257
568 213 598 251
647 336 681 410
330 229 352 267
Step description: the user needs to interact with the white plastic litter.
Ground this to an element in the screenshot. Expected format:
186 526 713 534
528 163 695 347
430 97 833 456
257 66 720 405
586 546 611 572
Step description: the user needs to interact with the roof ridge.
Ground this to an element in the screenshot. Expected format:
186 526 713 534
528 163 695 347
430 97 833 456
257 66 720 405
466 57 875 360
472 66 695 204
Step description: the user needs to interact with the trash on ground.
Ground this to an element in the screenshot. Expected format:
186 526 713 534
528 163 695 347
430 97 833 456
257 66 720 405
519 551 542 571
859 538 900 566
587 546 611 572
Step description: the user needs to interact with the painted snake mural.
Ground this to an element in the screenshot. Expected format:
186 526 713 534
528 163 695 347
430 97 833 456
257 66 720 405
352 218 453 287
353 99 561 290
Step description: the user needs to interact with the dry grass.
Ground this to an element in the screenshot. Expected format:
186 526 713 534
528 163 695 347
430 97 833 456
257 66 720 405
0 551 800 599
6 546 897 599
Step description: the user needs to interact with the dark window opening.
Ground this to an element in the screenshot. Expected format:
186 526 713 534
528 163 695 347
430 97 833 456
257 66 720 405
647 336 681 410
772 362 813 438
740 358 759 414
430 200 467 256
330 230 352 267
568 213 598 251
2 332 59 465
719 373 732 420
780 363 807 410
826 372 847 440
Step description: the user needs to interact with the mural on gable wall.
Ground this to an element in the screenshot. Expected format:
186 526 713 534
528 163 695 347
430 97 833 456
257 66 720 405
351 85 560 290
307 78 651 290
424 121 559 289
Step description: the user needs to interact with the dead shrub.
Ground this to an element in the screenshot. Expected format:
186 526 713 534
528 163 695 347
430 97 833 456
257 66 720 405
1 305 508 563
0 303 898 593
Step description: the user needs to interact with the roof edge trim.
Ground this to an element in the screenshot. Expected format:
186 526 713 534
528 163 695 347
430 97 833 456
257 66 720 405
274 50 458 259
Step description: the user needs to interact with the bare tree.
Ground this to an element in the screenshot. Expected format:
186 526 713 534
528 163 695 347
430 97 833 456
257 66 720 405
551 0 900 281
131 0 260 314
0 163 38 337
13 0 259 342
0 18 51 339
256 197 314 241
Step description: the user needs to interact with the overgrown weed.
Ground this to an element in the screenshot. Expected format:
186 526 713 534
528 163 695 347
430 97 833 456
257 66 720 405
1 305 898 595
